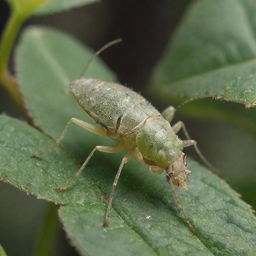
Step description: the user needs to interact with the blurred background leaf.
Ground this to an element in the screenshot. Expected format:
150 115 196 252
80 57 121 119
147 0 256 216
151 0 256 113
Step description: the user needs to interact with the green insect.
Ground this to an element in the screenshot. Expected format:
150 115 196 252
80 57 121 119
33 41 212 230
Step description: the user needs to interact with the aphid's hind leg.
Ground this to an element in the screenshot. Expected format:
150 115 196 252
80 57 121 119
31 117 107 157
57 145 123 192
172 121 215 170
103 152 131 228
161 106 176 123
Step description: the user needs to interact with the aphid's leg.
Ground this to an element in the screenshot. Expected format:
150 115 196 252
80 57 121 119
183 140 197 148
148 166 165 174
134 150 165 174
169 180 195 233
57 145 123 191
103 152 131 228
172 121 215 170
135 150 194 232
32 117 107 157
79 38 122 78
161 106 176 123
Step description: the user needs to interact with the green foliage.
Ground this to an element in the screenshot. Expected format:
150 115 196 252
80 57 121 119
16 27 115 159
1 0 97 110
1 0 256 255
36 0 99 15
5 0 98 17
151 0 256 108
1 27 252 255
5 0 50 19
1 114 256 255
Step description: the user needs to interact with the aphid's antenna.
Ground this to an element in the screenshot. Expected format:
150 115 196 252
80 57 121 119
169 181 195 233
182 125 217 172
79 38 122 78
176 100 218 173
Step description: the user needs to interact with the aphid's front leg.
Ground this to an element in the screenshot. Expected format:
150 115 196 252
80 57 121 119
134 151 164 174
57 145 123 192
169 181 195 233
172 121 214 170
161 106 176 123
103 152 131 227
32 117 107 157
134 150 194 232
173 121 197 147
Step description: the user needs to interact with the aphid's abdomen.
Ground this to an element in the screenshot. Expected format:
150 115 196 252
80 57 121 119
70 78 160 134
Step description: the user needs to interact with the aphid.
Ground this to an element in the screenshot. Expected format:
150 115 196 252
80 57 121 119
32 40 213 230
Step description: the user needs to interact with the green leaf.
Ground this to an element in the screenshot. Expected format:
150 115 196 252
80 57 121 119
0 115 155 255
13 27 256 255
36 0 99 15
151 0 256 107
16 26 115 160
1 115 256 255
0 245 7 256
175 99 256 135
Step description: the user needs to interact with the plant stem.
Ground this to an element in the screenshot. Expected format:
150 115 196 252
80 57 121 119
0 10 25 109
0 245 8 256
35 203 60 256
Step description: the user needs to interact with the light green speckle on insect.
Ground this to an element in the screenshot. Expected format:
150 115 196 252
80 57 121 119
32 42 212 231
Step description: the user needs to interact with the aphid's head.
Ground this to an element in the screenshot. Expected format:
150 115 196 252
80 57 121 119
166 153 191 190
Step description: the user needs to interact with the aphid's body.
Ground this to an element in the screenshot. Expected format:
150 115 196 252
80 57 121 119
33 37 214 229
33 74 208 229
71 78 190 189
33 76 200 228
71 78 160 134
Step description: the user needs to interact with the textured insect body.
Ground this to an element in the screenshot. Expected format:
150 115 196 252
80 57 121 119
70 78 191 190
70 78 159 133
34 60 207 229
136 118 183 167
32 40 213 230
